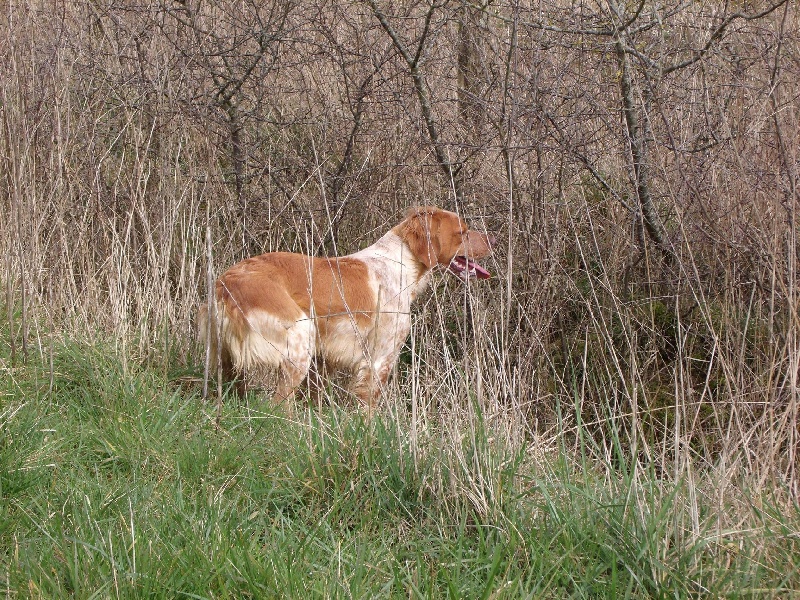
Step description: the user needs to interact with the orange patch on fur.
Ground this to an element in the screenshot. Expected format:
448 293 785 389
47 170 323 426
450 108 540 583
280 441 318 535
218 252 375 329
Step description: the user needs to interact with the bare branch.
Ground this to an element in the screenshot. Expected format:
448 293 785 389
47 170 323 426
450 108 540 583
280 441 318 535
366 0 462 205
662 0 791 75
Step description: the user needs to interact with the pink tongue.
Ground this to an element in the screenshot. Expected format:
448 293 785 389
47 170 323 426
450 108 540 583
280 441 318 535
471 261 491 279
451 257 491 279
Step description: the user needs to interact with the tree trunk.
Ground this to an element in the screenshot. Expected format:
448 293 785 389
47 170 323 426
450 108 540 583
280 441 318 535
614 36 670 256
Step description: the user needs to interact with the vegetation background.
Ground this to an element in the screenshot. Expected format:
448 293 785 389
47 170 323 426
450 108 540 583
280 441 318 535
1 0 799 596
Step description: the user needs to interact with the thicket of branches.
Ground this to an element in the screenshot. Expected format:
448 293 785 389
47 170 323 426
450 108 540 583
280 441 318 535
2 0 798 492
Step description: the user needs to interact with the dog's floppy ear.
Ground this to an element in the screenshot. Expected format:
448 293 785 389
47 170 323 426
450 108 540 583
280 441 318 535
404 205 438 219
399 206 439 269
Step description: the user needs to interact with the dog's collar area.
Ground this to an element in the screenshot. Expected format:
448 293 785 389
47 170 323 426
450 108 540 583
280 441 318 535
447 256 491 280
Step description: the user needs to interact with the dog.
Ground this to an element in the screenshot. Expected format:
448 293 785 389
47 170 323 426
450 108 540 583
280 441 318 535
199 206 493 410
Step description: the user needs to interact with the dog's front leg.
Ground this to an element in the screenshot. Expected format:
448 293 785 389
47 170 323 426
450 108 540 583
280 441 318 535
351 353 399 415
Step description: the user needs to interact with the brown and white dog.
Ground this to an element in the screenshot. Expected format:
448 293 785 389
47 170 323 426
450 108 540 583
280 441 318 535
199 206 493 410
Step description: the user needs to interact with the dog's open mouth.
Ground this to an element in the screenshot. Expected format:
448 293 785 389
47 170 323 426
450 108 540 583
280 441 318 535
447 256 491 280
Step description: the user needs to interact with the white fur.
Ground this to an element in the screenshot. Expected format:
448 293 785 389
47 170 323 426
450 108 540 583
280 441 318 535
225 307 299 370
352 230 430 377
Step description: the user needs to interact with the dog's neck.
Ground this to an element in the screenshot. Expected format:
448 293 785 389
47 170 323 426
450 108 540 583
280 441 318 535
356 230 431 299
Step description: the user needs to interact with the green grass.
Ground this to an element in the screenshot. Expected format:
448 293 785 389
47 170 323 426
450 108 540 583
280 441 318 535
1 333 798 598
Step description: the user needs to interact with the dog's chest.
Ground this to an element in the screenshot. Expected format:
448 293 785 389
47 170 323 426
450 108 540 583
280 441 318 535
353 235 429 356
374 271 430 358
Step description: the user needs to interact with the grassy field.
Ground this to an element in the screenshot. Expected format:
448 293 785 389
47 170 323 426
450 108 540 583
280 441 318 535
2 328 798 599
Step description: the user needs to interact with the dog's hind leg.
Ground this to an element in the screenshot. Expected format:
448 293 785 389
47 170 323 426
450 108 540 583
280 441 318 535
273 316 315 403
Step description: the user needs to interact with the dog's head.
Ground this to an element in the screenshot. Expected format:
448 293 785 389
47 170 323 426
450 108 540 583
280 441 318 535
394 206 494 280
